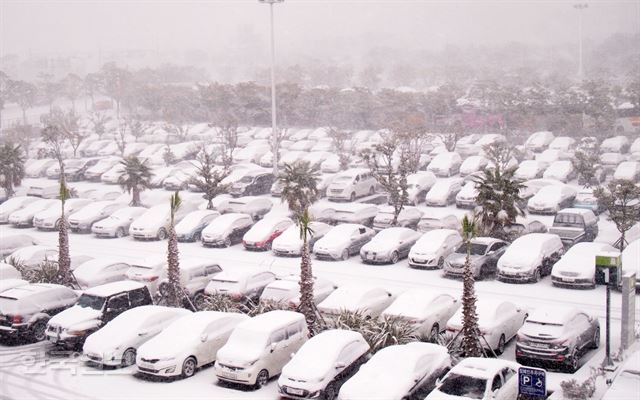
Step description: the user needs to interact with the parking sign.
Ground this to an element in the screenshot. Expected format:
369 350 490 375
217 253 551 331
518 366 546 398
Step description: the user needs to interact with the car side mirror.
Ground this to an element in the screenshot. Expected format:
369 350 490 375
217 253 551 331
138 331 148 337
435 378 442 387
335 362 346 369
487 250 495 255
200 334 208 342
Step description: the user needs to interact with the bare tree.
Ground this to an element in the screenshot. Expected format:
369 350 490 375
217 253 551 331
42 108 86 157
594 180 640 252
61 73 84 112
8 80 37 124
41 124 67 175
115 121 128 156
190 148 231 210
6 123 37 158
123 115 147 142
328 127 351 170
88 112 112 140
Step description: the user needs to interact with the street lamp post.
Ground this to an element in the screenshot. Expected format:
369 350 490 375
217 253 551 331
259 0 284 177
573 3 588 79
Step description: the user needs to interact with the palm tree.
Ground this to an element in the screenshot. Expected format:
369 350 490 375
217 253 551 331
473 166 524 239
165 191 182 307
0 143 25 198
460 215 483 357
279 161 320 220
118 156 152 206
297 209 317 335
57 179 73 287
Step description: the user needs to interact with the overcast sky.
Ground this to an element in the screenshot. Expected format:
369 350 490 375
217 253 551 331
1 0 639 58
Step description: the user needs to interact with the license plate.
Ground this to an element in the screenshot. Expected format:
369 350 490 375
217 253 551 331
563 277 575 282
219 371 237 380
367 254 374 260
413 258 425 263
530 342 549 348
287 388 304 396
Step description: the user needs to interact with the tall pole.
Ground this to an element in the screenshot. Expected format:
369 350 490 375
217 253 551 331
269 2 278 177
574 3 588 80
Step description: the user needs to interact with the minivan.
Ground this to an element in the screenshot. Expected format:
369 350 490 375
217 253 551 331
326 169 377 202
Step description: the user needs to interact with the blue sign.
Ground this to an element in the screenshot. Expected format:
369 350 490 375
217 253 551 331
519 366 546 398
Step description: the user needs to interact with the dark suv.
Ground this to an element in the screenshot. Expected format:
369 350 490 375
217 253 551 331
230 170 275 197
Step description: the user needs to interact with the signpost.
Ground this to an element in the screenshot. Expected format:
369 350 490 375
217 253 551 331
519 366 546 398
595 251 621 368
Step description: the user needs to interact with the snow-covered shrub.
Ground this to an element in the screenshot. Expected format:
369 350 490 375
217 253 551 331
560 367 603 399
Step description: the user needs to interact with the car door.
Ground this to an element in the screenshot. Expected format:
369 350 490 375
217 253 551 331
268 327 289 372
398 231 413 258
104 293 129 322
572 313 592 353
488 242 507 267
497 367 518 400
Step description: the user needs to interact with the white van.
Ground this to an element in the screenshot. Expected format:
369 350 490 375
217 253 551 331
427 152 462 177
326 169 377 202
215 310 309 388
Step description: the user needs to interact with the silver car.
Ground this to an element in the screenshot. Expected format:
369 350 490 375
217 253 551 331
444 237 509 279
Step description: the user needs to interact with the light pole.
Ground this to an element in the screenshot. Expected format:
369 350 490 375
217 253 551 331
259 0 284 177
573 3 588 79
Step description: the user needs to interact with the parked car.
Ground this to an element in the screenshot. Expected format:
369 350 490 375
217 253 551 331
551 242 617 288
0 283 78 342
73 259 132 289
201 213 254 247
425 179 463 206
525 131 555 152
130 201 198 240
229 169 275 197
100 163 126 184
360 227 421 264
427 152 462 177
242 216 292 251
447 299 527 355
326 169 376 202
455 181 479 209
308 203 337 224
0 234 38 257
318 286 394 318
426 358 520 400
516 306 599 372
600 152 626 173
9 199 58 227
573 188 603 215
46 281 153 349
84 157 122 181
514 160 545 180
91 206 148 238
381 290 459 340
260 275 337 308
459 156 488 177
63 158 101 181
372 206 422 231
0 196 39 223
0 278 28 293
279 330 370 400
548 208 599 247
503 217 548 240
543 160 575 183
217 196 273 220
497 233 564 283
83 305 191 367
272 222 332 256
25 159 57 178
158 259 222 308
204 269 276 303
614 161 640 182
6 245 57 268
527 184 577 215
314 224 375 261
33 198 92 230
406 172 437 205
444 237 509 279
339 342 451 400
0 263 22 280
417 213 459 233
329 203 378 227
174 210 220 242
124 257 168 296
69 201 127 233
601 135 630 153
409 229 463 269
214 310 309 388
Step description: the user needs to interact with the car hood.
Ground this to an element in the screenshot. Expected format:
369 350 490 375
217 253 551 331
93 217 119 228
49 306 102 329
446 253 481 266
361 241 396 254
341 373 413 400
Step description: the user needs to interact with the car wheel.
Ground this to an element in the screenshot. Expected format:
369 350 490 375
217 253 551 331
256 369 269 388
437 257 444 269
591 328 600 349
533 267 542 283
349 192 356 202
192 232 201 242
157 228 167 240
121 348 136 367
369 186 375 195
193 292 207 311
30 320 47 342
567 349 579 373
341 249 349 261
323 382 337 400
54 219 62 230
390 251 399 264
181 356 197 378
115 227 125 238
496 334 506 355
265 241 272 251
224 237 232 247
430 324 440 340
478 264 488 280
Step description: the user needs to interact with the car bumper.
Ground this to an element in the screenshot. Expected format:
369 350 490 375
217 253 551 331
137 360 180 377
516 345 570 365
202 238 227 247
85 351 123 366
498 270 535 283
0 323 29 337
314 251 341 261
551 276 594 288
214 364 255 385
327 191 349 200
131 231 157 240
273 248 301 257
527 206 557 215
361 252 391 264
70 223 92 233
243 242 269 251
409 257 439 269
455 200 477 209
279 385 324 399
10 220 32 227
177 234 196 242
92 228 116 237
45 332 87 348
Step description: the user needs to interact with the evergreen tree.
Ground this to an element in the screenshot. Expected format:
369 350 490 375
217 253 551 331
0 143 25 198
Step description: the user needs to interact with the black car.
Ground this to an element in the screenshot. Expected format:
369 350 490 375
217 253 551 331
230 170 275 197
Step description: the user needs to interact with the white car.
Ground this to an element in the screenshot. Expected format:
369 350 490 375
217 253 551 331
600 152 627 173
381 289 459 340
543 160 575 183
417 213 459 233
69 201 127 233
446 299 527 355
514 160 546 180
329 203 378 227
91 206 148 238
100 164 126 184
551 242 617 288
157 259 222 308
73 259 132 289
0 234 39 257
204 269 276 303
217 196 273 220
314 224 376 261
260 274 337 308
613 161 640 182
7 245 57 268
497 233 564 283
427 358 520 400
548 136 576 152
0 196 39 223
25 159 57 178
459 156 488 177
524 131 554 152
163 166 198 191
318 285 394 318
406 172 437 205
33 198 92 230
425 179 463 206
308 203 337 224
279 330 370 400
130 201 198 240
83 305 191 367
84 157 122 181
0 278 28 293
527 184 577 215
201 213 254 247
360 227 421 264
427 152 462 177
242 216 293 251
272 222 332 257
326 169 376 202
175 210 220 242
137 311 248 378
8 199 58 227
339 343 451 400
0 263 22 280
535 149 561 167
409 229 463 269
372 206 422 231
601 135 630 153
124 256 167 295
455 181 479 209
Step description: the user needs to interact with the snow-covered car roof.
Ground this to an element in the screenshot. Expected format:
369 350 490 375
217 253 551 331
0 283 73 300
382 289 454 318
370 227 419 242
526 306 583 325
238 310 304 333
84 280 146 297
509 233 561 252
448 357 520 380
415 229 459 245
332 203 378 213
319 286 388 311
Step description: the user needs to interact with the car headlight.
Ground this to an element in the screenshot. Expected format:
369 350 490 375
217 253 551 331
158 356 176 362
242 359 258 368
67 329 87 336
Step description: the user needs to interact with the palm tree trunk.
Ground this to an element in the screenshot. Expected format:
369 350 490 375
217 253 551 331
460 239 482 357
166 223 181 307
57 179 72 286
299 237 316 336
132 186 140 207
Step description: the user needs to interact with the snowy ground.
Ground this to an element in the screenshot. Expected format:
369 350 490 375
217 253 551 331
1 178 638 400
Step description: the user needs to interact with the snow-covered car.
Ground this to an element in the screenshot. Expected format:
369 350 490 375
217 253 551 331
217 196 273 220
417 213 459 233
25 159 57 178
425 178 463 207
455 181 479 209
289 140 316 152
406 172 437 205
329 203 378 227
516 306 599 372
91 206 148 238
73 259 132 289
0 196 39 223
444 237 509 279
447 298 527 355
148 165 175 188
427 152 462 177
535 149 561 167
175 210 220 242
459 156 488 177
8 199 58 227
0 234 38 257
33 198 92 230
0 278 28 293
234 144 271 164
137 311 248 378
339 342 451 400
318 286 394 318
69 201 127 233
0 283 78 342
157 259 222 308
360 227 421 264
321 154 341 173
279 330 370 400
260 275 337 308
524 131 554 152
308 203 337 224
601 135 630 153
409 229 463 269
6 245 57 268
229 169 275 197
381 290 459 340
326 169 377 202
514 160 545 180
84 157 122 181
124 257 167 295
543 160 575 183
427 358 520 400
600 152 627 173
497 233 564 283
83 305 191 367
0 263 22 280
201 213 254 247
551 242 617 288
63 158 102 181
272 221 332 257
548 136 576 153
204 269 276 303
314 224 375 261
242 216 292 251
527 184 577 215
372 206 422 230
548 208 599 247
162 166 198 191
613 161 640 182
503 217 547 240
130 201 198 240
100 164 126 184
573 188 603 214
215 311 308 388
46 281 153 349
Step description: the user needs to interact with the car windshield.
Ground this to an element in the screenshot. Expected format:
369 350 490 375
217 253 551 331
553 214 584 228
261 287 291 302
333 176 352 183
77 294 106 310
238 176 254 183
455 243 488 255
439 373 487 399
207 279 240 291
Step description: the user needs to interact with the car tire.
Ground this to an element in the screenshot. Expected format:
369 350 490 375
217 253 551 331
567 349 579 373
478 264 488 280
349 192 356 202
390 251 399 264
341 249 349 261
121 348 136 367
590 328 600 349
115 227 125 238
224 237 232 248
437 257 444 269
192 232 201 242
369 186 375 195
158 282 170 298
54 219 62 230
323 382 337 400
182 356 197 378
157 228 167 240
256 369 269 388
496 334 506 355
193 292 207 311
30 320 47 342
533 267 542 283
430 324 440 340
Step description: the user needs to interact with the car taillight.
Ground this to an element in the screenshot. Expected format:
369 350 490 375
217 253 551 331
10 315 23 324
288 301 298 309
230 293 243 301
143 276 159 282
